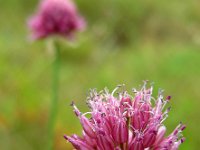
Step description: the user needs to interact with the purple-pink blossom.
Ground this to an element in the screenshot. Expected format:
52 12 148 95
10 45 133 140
64 84 185 150
28 0 85 40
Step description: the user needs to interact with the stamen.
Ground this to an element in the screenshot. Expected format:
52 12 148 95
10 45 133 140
111 86 121 96
82 112 92 116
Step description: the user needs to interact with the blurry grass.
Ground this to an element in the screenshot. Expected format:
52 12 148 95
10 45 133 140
0 0 200 149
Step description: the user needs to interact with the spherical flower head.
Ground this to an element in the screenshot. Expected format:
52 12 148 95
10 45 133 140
64 83 186 150
28 0 85 40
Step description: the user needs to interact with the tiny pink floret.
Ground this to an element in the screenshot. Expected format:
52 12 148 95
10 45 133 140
65 84 185 150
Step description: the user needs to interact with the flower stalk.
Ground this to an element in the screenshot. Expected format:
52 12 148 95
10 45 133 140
47 40 60 150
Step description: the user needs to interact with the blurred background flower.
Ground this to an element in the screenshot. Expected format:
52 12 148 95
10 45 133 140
28 0 85 40
0 0 200 149
28 0 86 150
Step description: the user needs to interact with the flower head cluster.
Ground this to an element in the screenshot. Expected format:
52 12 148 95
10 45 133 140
28 0 85 40
64 83 185 150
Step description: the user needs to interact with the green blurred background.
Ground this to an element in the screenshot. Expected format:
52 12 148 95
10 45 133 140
0 0 200 149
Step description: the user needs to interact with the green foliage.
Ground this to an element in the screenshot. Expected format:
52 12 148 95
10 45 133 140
0 0 200 149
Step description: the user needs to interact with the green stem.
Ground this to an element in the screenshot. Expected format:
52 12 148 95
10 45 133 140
47 40 60 150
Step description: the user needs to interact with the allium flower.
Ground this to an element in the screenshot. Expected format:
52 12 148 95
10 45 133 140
28 0 85 40
64 83 185 150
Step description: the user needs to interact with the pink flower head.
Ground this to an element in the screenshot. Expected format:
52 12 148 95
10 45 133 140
28 0 85 40
64 83 185 150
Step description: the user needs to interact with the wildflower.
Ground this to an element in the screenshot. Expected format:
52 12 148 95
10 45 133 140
64 83 185 150
28 0 85 40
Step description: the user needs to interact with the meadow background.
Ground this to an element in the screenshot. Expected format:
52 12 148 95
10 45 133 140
0 0 200 149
